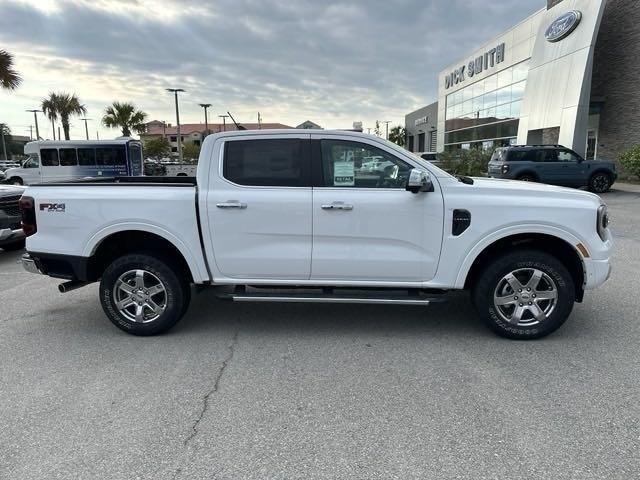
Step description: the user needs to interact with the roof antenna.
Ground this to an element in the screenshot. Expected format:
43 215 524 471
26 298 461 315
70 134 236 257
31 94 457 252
227 111 246 130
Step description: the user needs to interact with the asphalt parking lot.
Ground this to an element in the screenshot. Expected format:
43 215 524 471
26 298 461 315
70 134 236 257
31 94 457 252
1 186 639 480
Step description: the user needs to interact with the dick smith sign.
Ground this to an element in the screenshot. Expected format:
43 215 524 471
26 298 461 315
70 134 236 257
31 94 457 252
444 43 506 89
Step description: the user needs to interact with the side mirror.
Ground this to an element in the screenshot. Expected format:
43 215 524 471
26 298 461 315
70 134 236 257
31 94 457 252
406 168 434 194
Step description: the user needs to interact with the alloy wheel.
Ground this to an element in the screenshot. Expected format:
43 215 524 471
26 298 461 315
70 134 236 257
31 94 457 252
113 269 167 323
493 268 558 326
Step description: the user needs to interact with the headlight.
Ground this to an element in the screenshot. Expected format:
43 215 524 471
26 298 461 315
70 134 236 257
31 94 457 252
597 204 609 241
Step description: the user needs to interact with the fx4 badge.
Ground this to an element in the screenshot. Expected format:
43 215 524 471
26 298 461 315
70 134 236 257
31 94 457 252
39 203 66 212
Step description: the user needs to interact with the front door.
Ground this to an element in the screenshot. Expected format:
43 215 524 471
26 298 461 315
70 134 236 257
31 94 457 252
207 134 312 280
550 149 587 186
311 137 444 283
19 155 41 184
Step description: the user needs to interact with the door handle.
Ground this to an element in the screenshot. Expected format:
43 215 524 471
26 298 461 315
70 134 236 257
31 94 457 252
216 201 247 209
321 202 353 211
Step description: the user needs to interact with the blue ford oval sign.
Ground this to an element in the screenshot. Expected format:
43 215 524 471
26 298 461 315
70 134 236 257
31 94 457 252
545 10 582 42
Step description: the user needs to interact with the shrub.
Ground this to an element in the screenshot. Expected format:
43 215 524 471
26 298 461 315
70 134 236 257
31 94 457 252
619 145 640 178
438 148 493 177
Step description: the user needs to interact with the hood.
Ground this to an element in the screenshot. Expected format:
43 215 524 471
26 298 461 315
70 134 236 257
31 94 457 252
468 176 602 204
0 184 25 197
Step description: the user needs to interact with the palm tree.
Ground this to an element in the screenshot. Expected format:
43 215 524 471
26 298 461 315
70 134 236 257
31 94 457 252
42 92 60 140
102 102 148 137
42 92 86 140
0 50 21 90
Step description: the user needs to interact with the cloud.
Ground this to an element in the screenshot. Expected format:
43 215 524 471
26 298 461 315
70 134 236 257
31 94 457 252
0 0 542 140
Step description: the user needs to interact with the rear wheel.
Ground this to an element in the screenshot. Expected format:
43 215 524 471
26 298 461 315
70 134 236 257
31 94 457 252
588 172 612 193
472 250 575 340
99 253 191 335
517 174 536 182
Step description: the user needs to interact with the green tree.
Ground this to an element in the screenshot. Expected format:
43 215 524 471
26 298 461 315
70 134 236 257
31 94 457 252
0 50 21 90
182 142 201 163
41 91 86 140
619 145 640 178
102 101 147 137
388 125 406 147
143 136 171 159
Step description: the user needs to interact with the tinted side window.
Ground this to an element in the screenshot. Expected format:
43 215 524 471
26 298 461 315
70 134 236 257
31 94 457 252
557 150 580 162
96 146 126 166
78 148 96 166
59 148 78 166
41 149 59 167
224 139 308 187
506 150 529 162
320 140 413 188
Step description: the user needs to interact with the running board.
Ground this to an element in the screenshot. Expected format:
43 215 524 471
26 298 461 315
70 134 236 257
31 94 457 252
219 291 446 305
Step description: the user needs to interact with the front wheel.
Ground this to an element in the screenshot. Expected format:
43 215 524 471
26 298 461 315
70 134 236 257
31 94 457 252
9 177 23 186
99 253 191 335
472 250 575 340
588 172 612 193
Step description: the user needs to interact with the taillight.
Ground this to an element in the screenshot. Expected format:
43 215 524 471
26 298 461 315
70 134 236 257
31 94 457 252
19 195 37 237
502 164 510 174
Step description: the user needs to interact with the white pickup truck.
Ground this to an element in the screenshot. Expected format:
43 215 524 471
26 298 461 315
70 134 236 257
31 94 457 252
20 130 612 339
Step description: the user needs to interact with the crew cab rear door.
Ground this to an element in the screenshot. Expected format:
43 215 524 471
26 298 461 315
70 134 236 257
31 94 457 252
205 134 313 280
310 135 444 283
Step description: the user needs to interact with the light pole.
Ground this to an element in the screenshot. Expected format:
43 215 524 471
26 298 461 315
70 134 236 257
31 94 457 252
0 124 7 160
26 109 42 140
167 88 185 163
81 118 91 140
199 103 211 137
218 114 229 132
383 120 391 140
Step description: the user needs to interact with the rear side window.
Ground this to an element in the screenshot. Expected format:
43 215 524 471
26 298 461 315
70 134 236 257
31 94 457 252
96 146 126 166
491 149 506 162
59 148 78 166
78 148 96 166
224 139 309 187
41 149 59 167
506 150 532 162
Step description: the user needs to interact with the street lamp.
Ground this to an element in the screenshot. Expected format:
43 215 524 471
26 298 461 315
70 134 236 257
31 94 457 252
81 118 91 140
166 88 185 163
26 109 42 140
218 114 229 132
199 103 211 137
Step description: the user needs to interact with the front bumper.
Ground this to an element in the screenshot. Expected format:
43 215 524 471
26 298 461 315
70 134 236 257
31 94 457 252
584 257 612 290
0 227 25 247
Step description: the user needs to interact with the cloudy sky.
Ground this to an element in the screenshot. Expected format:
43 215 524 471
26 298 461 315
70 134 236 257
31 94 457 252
1 0 542 141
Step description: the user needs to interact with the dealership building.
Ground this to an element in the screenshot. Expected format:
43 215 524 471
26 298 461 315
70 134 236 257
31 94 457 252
406 0 639 163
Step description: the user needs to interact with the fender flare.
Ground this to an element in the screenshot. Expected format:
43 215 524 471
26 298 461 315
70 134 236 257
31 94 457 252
454 224 586 288
82 222 209 283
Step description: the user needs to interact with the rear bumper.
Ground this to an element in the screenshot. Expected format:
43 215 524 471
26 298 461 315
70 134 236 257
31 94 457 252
22 251 92 281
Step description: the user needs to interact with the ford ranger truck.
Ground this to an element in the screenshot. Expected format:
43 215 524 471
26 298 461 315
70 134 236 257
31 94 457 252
19 130 613 339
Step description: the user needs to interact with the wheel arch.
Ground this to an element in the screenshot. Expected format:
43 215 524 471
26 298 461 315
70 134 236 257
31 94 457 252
589 169 614 181
516 170 538 181
460 230 586 302
84 226 206 283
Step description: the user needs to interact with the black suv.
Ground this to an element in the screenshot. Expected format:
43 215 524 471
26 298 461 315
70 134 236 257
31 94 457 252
0 184 26 251
487 145 617 193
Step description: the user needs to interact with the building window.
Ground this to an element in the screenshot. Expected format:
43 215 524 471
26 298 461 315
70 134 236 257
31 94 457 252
170 136 177 142
407 135 414 152
417 133 425 152
444 59 529 150
194 140 201 146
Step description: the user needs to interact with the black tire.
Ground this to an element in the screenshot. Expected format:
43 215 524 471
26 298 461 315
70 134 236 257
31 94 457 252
99 253 191 336
9 177 23 186
588 172 612 193
1 239 26 251
471 249 575 340
517 173 536 182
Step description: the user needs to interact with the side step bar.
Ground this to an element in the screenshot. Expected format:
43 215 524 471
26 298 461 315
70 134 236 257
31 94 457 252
219 290 447 306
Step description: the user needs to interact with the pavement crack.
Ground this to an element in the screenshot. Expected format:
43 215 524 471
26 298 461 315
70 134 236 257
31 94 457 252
183 326 240 447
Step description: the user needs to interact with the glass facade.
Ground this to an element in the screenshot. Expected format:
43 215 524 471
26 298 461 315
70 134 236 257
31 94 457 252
444 60 529 151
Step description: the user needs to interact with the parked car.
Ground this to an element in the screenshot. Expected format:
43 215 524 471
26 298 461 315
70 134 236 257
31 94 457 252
20 130 612 340
0 184 26 251
487 145 617 193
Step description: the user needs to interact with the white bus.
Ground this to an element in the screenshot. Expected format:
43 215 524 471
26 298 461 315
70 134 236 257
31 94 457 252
2 139 143 185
